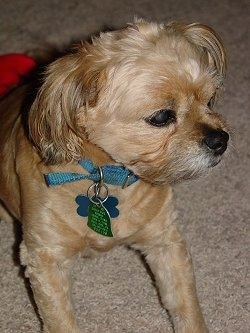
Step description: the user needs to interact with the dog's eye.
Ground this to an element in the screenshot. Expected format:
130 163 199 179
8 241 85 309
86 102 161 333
145 109 176 127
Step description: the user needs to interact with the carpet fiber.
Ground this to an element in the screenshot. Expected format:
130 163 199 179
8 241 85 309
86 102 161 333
0 1 249 332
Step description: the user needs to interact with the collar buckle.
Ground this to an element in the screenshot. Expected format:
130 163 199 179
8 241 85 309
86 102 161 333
122 172 134 189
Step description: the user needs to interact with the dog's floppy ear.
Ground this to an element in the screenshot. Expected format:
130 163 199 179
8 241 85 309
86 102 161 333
167 22 226 106
29 46 105 164
168 22 226 77
184 23 226 78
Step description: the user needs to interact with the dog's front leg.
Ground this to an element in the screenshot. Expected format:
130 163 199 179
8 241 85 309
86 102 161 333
135 224 208 333
20 242 80 333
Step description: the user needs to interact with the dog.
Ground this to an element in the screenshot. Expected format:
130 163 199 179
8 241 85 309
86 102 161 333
0 19 229 333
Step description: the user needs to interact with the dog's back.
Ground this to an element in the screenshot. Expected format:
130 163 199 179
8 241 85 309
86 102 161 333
0 87 28 221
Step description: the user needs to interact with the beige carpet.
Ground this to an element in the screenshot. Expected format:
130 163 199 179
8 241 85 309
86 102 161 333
0 0 249 332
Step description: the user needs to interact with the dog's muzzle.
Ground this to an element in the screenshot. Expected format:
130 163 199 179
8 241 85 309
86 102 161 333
203 129 229 155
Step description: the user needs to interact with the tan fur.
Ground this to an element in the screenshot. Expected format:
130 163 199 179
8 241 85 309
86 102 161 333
0 19 229 333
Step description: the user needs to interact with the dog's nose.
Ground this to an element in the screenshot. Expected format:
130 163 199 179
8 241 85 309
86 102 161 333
203 129 229 155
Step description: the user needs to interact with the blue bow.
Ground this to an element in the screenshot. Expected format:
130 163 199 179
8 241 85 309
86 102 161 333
44 159 138 188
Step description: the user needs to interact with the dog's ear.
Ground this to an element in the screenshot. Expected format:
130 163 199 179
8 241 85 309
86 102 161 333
29 46 105 164
170 22 226 77
184 23 226 78
166 22 226 106
133 20 226 79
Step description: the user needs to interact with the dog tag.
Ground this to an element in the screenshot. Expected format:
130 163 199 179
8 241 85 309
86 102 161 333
87 202 113 237
75 195 119 218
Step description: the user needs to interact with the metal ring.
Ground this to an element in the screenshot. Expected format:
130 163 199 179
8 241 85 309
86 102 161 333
93 166 104 197
87 183 109 204
98 166 104 187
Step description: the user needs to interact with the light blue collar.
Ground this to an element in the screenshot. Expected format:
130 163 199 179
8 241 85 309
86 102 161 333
44 159 139 188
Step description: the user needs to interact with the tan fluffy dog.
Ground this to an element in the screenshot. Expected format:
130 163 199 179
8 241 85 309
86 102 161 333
0 20 229 333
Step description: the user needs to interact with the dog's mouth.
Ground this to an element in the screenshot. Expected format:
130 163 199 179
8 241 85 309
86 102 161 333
118 130 229 186
208 157 222 168
128 150 225 186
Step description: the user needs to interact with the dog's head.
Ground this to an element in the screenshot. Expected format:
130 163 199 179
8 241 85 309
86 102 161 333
29 19 229 184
